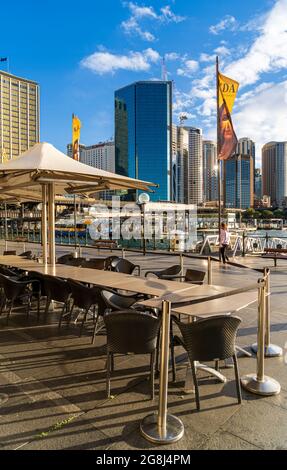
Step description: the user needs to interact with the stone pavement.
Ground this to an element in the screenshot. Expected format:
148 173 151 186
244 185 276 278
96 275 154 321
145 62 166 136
0 242 286 450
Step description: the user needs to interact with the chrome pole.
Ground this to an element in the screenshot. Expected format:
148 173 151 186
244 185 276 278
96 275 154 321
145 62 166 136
48 182 55 267
4 202 8 251
180 253 184 281
140 300 184 444
207 256 212 285
41 184 48 265
251 268 282 357
241 277 281 396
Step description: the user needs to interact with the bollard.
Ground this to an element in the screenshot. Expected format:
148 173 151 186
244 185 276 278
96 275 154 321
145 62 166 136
180 254 184 281
207 257 212 285
241 278 281 396
122 247 125 259
140 300 184 444
251 268 282 357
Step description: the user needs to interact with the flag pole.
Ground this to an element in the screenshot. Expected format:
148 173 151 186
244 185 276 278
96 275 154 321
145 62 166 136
216 56 221 259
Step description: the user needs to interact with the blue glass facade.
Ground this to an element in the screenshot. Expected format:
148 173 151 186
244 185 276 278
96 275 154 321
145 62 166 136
115 81 172 201
224 155 254 208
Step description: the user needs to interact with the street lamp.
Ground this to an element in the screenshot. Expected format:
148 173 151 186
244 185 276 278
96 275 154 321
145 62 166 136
138 192 150 256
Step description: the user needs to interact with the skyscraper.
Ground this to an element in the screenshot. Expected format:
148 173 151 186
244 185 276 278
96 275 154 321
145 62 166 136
171 124 189 203
0 70 40 161
224 154 254 208
185 127 203 205
115 81 172 201
262 142 287 207
203 140 217 202
254 168 262 200
67 141 115 172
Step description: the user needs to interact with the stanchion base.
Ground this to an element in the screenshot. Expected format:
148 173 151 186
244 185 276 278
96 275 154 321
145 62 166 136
140 413 184 445
251 343 283 357
241 374 281 396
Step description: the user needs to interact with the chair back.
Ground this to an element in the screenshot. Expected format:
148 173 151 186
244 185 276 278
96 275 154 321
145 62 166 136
159 265 181 277
81 258 105 270
65 257 86 267
185 269 205 285
19 251 32 259
104 310 160 354
3 250 16 256
57 254 74 265
26 271 46 295
101 289 137 311
0 266 18 277
105 256 120 271
67 279 105 313
0 273 26 300
174 315 241 362
115 259 136 274
42 275 71 302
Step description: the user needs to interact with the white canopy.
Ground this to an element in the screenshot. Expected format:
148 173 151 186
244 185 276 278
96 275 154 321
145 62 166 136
0 142 157 199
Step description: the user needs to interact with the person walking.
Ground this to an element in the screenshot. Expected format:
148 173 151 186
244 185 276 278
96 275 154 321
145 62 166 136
220 222 230 264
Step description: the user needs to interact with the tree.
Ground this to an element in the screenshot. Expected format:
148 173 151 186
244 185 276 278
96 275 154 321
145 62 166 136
244 208 256 218
262 210 273 219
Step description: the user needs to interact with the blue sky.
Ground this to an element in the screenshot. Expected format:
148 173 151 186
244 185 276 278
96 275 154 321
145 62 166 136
1 0 286 166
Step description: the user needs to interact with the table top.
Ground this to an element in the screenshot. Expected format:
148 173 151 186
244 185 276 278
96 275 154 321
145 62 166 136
0 256 258 315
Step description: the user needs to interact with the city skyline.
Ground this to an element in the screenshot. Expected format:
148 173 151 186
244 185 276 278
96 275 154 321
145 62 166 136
1 0 286 167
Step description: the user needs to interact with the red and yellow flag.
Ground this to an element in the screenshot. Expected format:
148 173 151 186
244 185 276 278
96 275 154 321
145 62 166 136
72 115 81 161
218 72 239 160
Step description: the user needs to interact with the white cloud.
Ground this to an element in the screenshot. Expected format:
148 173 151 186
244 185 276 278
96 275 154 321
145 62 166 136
233 80 287 165
177 59 199 77
81 48 160 74
214 46 230 56
121 16 155 41
165 52 180 61
224 0 287 87
121 2 186 41
209 15 237 35
160 5 185 23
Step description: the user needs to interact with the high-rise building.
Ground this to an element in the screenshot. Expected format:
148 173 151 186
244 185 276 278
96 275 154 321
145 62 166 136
236 137 255 159
203 140 217 202
115 81 172 201
184 127 203 205
171 124 189 203
224 154 254 208
262 142 287 207
0 70 40 162
254 168 262 200
67 141 115 172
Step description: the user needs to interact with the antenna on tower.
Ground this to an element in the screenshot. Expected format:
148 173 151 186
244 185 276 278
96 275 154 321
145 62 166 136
161 55 167 81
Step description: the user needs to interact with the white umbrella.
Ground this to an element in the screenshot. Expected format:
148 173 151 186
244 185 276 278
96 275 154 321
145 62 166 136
0 143 157 265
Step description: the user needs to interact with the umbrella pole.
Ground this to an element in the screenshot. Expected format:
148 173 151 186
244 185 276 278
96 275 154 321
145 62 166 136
48 182 55 266
41 185 48 265
4 202 8 251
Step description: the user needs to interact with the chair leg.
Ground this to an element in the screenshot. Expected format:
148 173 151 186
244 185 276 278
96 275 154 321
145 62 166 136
7 301 13 325
37 293 41 320
58 303 66 328
191 361 200 411
79 308 89 337
106 351 111 398
91 313 100 344
111 353 114 372
233 354 242 404
67 302 74 327
150 351 155 400
44 297 51 320
215 360 219 371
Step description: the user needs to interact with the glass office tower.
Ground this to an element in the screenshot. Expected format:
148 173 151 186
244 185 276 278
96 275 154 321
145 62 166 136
115 81 172 201
224 154 254 208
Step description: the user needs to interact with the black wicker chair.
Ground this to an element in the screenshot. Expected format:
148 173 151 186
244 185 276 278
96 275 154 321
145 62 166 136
172 315 242 411
0 273 40 324
101 288 138 311
19 250 33 259
42 275 71 326
67 279 106 341
65 257 86 267
57 253 75 265
104 310 161 399
145 264 181 280
81 258 106 270
114 259 141 275
3 250 17 256
104 256 121 271
171 269 206 285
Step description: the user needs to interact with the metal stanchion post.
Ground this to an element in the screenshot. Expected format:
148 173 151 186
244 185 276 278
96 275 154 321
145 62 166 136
180 253 184 281
122 247 125 259
242 232 245 257
208 256 212 285
241 278 281 396
140 300 184 444
251 268 282 357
